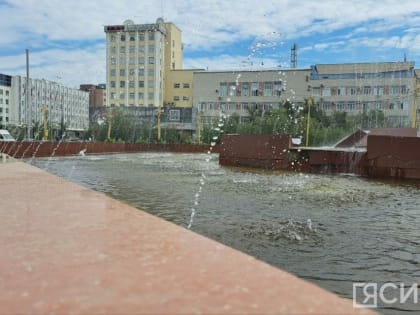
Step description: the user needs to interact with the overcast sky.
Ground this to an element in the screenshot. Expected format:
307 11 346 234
1 0 420 88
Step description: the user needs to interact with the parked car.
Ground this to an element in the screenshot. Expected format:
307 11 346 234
0 129 16 142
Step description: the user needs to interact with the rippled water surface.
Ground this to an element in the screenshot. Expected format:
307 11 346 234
31 153 420 314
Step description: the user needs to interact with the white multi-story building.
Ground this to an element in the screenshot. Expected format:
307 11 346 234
10 76 89 134
0 74 12 128
104 18 183 108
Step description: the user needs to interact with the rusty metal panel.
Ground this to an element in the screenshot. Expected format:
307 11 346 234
367 135 420 179
1 141 216 158
220 134 291 160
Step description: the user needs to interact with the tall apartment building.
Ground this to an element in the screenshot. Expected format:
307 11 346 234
0 74 12 128
104 18 182 108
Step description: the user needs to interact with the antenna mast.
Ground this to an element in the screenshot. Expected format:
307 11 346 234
291 43 297 68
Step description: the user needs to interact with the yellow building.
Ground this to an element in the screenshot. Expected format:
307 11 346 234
165 69 204 107
104 18 183 108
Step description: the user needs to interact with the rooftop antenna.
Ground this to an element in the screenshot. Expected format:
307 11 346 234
291 43 297 68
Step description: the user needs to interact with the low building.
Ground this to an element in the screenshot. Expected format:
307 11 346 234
192 62 419 130
80 84 106 107
10 76 89 138
308 62 416 127
165 69 204 107
193 69 311 124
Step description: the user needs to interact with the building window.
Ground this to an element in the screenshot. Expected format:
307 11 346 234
174 83 180 88
129 33 135 41
363 86 372 95
129 57 135 65
183 83 190 88
183 96 189 101
138 92 144 99
219 83 227 97
173 96 180 101
110 92 116 99
274 81 282 96
138 69 144 76
263 82 273 96
110 35 116 42
148 80 154 87
148 46 155 53
375 86 384 96
242 83 249 96
139 46 145 53
111 46 116 54
251 82 259 96
120 81 125 88
129 46 135 53
148 92 154 99
148 32 154 40
111 69 116 76
347 87 357 95
120 69 125 76
148 69 154 76
129 81 135 88
129 69 135 75
322 87 331 96
129 93 135 99
139 33 145 41
119 57 126 64
111 57 116 65
120 35 125 41
148 57 155 64
169 109 180 121
111 81 116 88
139 57 145 64
139 81 144 88
228 83 236 96
119 93 125 99
120 46 126 53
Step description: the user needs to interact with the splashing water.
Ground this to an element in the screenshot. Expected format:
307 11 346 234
243 218 318 242
187 111 226 229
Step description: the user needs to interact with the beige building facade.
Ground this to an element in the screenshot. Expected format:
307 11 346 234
308 62 416 127
193 69 311 124
104 18 182 108
192 62 418 128
165 69 204 107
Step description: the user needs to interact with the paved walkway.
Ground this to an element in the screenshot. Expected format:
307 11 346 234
0 160 374 314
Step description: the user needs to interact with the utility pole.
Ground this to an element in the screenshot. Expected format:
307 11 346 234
305 97 313 147
26 49 31 140
157 105 161 143
412 85 419 129
197 111 201 144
